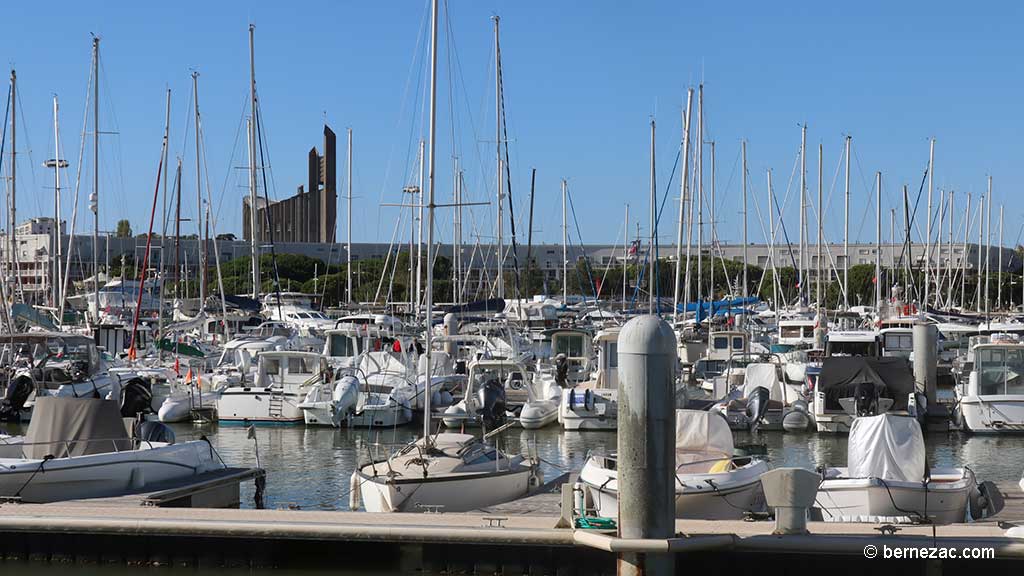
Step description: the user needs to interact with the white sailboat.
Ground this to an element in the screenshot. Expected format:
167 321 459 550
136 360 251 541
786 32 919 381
352 4 539 512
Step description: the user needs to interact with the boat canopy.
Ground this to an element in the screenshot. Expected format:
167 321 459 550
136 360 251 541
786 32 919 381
674 410 733 461
817 356 915 412
847 413 925 482
742 363 784 402
24 397 132 459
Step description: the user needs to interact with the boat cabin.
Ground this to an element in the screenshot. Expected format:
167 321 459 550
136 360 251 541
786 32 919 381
777 319 815 347
707 330 749 361
254 351 327 393
879 327 914 359
592 327 621 389
825 330 879 357
549 329 594 385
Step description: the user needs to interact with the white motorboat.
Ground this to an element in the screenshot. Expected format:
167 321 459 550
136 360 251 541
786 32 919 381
519 368 561 429
956 333 1024 433
815 413 1001 524
717 363 810 433
811 356 919 433
217 351 327 423
353 433 539 512
559 327 620 431
579 410 769 519
0 397 224 503
442 358 528 429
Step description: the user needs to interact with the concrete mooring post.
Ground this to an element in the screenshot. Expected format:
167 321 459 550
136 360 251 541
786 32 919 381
617 315 677 576
912 321 947 430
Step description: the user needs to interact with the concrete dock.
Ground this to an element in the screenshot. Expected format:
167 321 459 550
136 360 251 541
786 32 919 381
0 479 1020 573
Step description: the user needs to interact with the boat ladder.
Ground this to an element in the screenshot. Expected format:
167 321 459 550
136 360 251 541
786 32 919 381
268 392 285 418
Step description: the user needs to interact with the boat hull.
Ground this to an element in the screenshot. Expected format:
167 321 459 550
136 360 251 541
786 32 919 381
958 396 1024 433
815 468 973 524
355 466 533 513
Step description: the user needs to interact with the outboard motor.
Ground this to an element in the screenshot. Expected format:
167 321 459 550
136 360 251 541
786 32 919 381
853 381 880 416
744 386 771 433
782 399 811 432
331 375 361 427
0 375 34 422
478 378 507 429
120 378 154 417
135 420 176 444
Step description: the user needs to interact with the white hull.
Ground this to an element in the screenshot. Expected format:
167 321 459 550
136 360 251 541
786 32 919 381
519 399 559 429
559 388 617 431
958 396 1024 433
579 456 768 520
300 399 412 428
816 467 973 524
217 389 304 423
0 442 222 503
158 390 220 423
356 466 532 512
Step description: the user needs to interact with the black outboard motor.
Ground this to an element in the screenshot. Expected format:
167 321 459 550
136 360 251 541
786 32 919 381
120 378 154 417
853 381 880 416
744 386 771 433
0 375 34 422
135 420 176 444
478 378 507 429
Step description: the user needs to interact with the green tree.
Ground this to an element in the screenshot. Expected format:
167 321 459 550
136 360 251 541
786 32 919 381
116 219 132 238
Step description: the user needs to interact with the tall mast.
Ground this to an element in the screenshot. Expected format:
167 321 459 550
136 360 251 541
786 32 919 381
672 89 693 321
985 178 992 318
193 71 206 310
768 169 776 313
875 172 881 308
248 25 260 300
696 85 703 317
174 158 182 301
422 0 439 441
492 15 503 300
741 139 748 316
346 127 353 303
936 188 943 308
91 38 100 321
998 204 1004 310
947 191 954 309
817 143 823 309
925 138 934 308
962 193 970 310
157 88 170 352
976 193 984 314
843 135 851 310
8 70 15 301
50 96 64 309
799 124 806 306
649 119 656 313
416 139 424 319
709 140 716 303
561 179 568 303
623 203 629 305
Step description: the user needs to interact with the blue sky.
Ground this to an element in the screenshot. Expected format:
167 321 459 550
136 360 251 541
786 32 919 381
0 1 1020 249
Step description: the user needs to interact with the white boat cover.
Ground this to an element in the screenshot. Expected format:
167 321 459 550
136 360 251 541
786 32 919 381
675 410 733 460
742 363 784 402
25 397 132 459
847 413 925 482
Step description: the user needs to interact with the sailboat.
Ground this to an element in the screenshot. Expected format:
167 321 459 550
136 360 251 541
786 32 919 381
352 4 540 513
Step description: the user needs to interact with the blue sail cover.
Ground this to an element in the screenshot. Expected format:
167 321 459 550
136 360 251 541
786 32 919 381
679 297 761 321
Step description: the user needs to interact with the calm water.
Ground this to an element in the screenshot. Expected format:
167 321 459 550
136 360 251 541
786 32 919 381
155 421 1024 511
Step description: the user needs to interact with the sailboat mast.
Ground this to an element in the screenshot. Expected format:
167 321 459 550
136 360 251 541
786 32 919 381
193 71 206 310
422 0 439 441
623 203 629 305
925 139 934 309
844 135 851 310
8 70 15 302
875 172 881 308
248 25 260 300
817 143 823 309
799 124 806 306
985 178 992 318
416 140 424 319
947 191 954 309
742 140 748 314
562 179 568 303
493 16 503 300
709 141 716 303
962 193 970 310
91 38 101 320
998 204 1003 310
51 96 63 309
672 90 693 321
696 85 703 316
346 127 353 303
157 88 170 351
649 119 656 313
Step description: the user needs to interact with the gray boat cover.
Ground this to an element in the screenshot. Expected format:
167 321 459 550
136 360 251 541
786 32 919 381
847 413 925 482
817 356 915 411
24 397 131 459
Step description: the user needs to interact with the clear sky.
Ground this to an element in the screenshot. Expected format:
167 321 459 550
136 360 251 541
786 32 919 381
0 1 1020 250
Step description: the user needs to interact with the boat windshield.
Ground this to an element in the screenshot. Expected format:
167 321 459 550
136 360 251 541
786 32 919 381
554 334 585 358
976 347 1024 396
827 340 878 357
328 334 361 358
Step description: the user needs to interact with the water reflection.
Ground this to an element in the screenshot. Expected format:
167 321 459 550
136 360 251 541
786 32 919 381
159 421 1024 511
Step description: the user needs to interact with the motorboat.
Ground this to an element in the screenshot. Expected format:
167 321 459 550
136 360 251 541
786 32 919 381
0 397 224 503
715 363 810 433
352 432 540 512
956 333 1024 432
217 351 327 423
579 410 769 519
814 413 1002 523
811 356 920 433
442 358 526 429
559 327 620 431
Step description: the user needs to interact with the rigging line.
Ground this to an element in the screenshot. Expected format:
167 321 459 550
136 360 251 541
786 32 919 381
850 143 877 243
565 183 596 300
214 92 248 223
253 93 283 316
496 39 523 302
13 81 43 217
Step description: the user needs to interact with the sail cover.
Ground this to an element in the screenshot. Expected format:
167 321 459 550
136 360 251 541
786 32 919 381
847 413 926 482
24 397 132 459
817 356 915 411
675 409 733 460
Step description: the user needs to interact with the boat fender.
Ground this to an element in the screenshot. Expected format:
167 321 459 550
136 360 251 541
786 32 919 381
349 472 361 511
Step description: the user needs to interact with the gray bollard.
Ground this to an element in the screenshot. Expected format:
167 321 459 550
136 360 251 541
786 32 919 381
761 467 820 534
617 315 677 576
912 322 937 406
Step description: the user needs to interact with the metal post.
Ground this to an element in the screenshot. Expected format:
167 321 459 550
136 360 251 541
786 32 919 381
649 119 656 313
843 136 851 310
616 315 676 576
248 25 260 300
925 139 934 309
562 179 568 303
672 90 693 321
913 322 937 407
346 127 353 304
875 172 882 308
